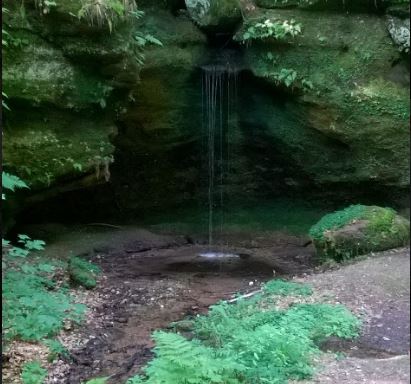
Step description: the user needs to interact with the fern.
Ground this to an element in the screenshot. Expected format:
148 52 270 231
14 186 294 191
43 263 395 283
133 331 245 384
21 361 47 384
44 339 69 362
262 279 313 296
128 280 360 384
2 266 86 341
2 172 29 199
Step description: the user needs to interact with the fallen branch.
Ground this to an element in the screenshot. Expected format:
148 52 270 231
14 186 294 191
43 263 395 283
226 289 262 304
86 223 122 229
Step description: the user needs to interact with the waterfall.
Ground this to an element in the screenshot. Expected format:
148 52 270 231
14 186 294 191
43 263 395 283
202 65 239 248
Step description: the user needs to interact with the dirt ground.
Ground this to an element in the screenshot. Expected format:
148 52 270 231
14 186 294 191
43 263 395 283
294 248 410 384
3 224 410 384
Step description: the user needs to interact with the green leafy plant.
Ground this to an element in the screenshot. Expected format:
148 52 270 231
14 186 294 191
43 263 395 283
3 267 87 341
2 171 29 200
128 332 245 384
34 0 57 15
262 279 313 296
44 339 69 362
2 172 87 342
2 7 10 47
127 280 360 384
235 18 302 43
78 0 138 32
134 32 163 48
272 68 298 87
21 361 47 384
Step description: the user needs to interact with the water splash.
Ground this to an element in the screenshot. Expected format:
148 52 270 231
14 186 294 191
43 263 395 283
198 252 240 259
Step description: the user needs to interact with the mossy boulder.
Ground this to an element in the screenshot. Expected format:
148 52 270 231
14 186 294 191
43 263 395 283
185 0 242 31
309 205 410 262
68 257 100 289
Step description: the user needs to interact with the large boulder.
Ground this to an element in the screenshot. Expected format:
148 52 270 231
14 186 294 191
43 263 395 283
309 205 410 262
387 15 410 53
185 0 242 31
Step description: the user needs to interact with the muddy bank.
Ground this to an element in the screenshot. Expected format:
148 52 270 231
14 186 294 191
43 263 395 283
31 225 315 383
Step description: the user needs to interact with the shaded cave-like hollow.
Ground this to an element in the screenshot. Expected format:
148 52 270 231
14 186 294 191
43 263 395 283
12 63 409 239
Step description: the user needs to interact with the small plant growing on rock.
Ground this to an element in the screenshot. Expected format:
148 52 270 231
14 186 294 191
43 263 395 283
78 0 139 32
235 17 302 43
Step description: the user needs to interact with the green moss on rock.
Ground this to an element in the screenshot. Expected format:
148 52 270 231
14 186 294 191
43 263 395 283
185 0 242 31
242 9 410 187
255 0 406 11
3 106 116 190
68 257 100 289
309 205 410 262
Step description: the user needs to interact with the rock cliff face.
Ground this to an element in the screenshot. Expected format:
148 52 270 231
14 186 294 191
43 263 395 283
2 0 410 221
238 8 410 187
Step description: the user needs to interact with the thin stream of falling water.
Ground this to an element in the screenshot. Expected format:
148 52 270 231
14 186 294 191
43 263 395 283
219 74 224 239
202 65 239 249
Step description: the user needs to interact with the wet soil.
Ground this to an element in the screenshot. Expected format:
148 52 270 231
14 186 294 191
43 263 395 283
37 225 315 383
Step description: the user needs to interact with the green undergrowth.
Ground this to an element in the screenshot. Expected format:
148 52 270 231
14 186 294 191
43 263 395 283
126 279 360 384
2 172 99 383
21 361 48 384
2 257 87 342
